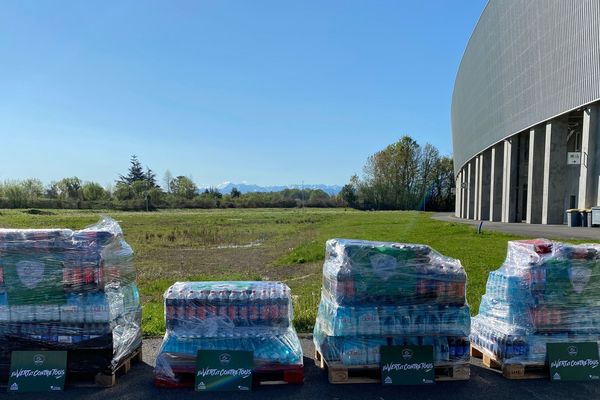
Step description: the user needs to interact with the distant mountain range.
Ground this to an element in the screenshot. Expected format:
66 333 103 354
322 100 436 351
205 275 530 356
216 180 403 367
200 182 343 196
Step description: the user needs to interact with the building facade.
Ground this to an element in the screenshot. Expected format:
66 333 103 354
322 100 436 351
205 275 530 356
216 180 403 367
452 0 600 224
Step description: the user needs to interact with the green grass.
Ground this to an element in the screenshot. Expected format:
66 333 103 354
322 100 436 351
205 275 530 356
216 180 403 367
0 208 588 336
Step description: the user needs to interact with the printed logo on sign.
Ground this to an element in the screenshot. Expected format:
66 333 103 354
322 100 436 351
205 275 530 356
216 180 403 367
33 354 45 366
369 254 397 278
554 372 561 380
9 383 18 391
402 349 413 360
219 353 231 366
197 382 206 390
569 267 591 294
384 376 392 384
568 346 578 357
16 260 45 289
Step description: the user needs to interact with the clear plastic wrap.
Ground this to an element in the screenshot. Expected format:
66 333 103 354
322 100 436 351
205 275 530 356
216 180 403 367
471 239 600 364
154 281 303 386
314 239 470 367
0 216 142 377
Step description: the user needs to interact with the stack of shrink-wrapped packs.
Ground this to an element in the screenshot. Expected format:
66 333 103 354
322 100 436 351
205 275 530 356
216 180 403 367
313 239 470 366
154 281 303 387
471 239 600 364
0 217 141 378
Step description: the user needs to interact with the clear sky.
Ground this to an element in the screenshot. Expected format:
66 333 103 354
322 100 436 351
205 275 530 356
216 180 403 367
0 0 487 188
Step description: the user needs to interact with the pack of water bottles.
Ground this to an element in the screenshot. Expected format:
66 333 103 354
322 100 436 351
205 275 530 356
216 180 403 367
0 217 142 374
314 239 470 366
154 281 303 385
471 239 600 364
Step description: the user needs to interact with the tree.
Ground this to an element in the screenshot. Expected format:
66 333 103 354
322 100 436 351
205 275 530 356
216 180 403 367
170 176 198 199
82 182 108 201
54 177 82 200
2 180 28 208
145 167 158 188
163 170 174 193
119 155 146 185
339 183 357 207
202 188 222 199
346 136 453 211
230 187 241 198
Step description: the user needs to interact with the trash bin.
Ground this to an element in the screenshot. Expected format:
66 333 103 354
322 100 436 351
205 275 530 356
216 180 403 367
566 209 581 227
580 210 588 227
592 207 600 227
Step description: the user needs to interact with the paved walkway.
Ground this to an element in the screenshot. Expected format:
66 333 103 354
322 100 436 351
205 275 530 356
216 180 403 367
432 213 600 241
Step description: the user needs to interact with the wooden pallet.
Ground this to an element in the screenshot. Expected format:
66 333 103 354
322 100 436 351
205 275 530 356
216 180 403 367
470 344 548 380
314 349 470 384
70 345 143 388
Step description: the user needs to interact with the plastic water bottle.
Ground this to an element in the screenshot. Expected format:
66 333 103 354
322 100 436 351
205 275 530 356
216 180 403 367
218 291 228 318
279 287 289 327
342 340 367 365
207 290 218 319
366 338 386 364
434 337 449 362
335 307 357 336
0 292 8 322
238 290 248 326
356 308 380 335
259 289 270 325
196 290 207 321
248 290 259 326
427 308 440 335
185 290 196 321
395 307 411 334
381 306 396 335
412 309 426 334
176 288 187 323
269 288 280 325
228 290 239 323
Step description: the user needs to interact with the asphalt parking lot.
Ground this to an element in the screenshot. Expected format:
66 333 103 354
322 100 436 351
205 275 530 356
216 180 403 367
6 337 600 400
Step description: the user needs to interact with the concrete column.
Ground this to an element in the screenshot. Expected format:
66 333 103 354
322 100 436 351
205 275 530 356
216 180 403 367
474 156 480 220
578 104 599 209
542 118 568 224
526 126 545 224
501 138 518 222
480 149 491 220
466 162 473 219
455 173 460 217
489 144 504 221
461 167 467 218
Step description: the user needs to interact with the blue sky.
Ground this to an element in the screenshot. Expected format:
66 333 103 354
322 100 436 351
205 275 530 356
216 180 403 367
0 0 487 188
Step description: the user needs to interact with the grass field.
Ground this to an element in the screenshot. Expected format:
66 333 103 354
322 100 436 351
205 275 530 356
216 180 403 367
0 208 547 335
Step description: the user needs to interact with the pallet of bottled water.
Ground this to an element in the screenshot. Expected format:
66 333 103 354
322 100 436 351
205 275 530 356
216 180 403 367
0 217 142 378
313 239 471 372
471 239 600 367
154 281 304 387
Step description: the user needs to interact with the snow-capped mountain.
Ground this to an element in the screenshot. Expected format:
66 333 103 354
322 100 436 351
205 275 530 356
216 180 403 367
200 182 342 196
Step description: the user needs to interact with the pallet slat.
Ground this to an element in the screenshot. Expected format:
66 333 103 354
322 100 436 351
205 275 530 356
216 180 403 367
315 349 469 384
470 344 548 380
73 346 143 388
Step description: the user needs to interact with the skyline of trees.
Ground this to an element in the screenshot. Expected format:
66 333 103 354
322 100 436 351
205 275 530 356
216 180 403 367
0 140 455 211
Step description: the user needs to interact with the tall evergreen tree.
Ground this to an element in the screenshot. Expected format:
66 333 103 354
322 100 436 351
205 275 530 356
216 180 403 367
119 155 146 185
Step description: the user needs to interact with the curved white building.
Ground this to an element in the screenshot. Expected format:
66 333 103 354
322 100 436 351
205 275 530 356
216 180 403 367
452 0 600 224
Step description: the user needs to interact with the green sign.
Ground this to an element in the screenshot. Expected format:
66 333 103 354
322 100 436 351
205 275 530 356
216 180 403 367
195 350 253 391
8 351 67 392
3 254 66 305
548 342 600 381
380 345 435 385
